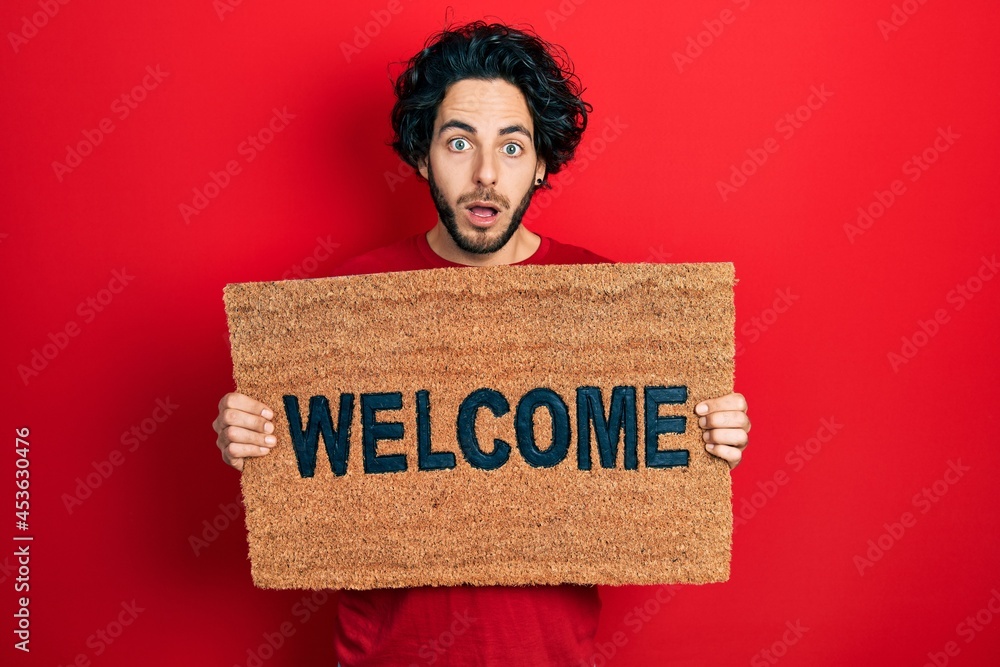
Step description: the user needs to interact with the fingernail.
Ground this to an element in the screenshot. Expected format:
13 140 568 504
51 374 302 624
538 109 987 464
703 432 711 442
262 408 274 420
265 435 276 445
695 403 707 415
706 443 715 451
699 417 706 428
264 422 274 434
259 447 270 455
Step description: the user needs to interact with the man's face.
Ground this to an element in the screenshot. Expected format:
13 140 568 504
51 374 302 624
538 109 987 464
419 78 547 255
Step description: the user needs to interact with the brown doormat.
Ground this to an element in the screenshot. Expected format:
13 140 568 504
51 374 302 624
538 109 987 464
224 262 736 590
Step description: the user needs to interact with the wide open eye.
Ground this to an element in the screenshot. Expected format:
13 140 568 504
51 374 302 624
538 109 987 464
449 137 471 152
503 143 523 156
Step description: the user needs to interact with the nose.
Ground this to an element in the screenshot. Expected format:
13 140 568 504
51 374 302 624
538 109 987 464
473 148 498 188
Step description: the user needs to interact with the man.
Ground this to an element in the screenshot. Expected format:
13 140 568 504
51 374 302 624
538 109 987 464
213 21 750 666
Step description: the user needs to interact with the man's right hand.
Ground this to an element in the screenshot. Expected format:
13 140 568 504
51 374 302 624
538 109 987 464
213 392 276 472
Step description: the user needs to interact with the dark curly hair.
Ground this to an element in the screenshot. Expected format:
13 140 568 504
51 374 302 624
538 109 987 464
390 21 591 187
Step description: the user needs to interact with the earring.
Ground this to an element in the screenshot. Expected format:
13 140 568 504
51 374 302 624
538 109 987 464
536 178 543 184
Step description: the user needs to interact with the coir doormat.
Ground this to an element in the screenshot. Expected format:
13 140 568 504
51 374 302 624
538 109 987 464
224 262 736 590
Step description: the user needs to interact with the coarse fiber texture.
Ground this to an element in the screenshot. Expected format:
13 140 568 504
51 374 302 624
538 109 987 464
224 262 736 589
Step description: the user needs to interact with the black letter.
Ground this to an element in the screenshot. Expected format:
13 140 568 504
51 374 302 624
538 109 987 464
644 386 689 468
576 386 638 470
416 389 455 471
283 394 353 478
456 388 511 470
361 392 407 474
515 388 571 468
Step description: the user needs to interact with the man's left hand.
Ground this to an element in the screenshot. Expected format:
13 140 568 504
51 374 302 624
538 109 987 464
695 392 750 469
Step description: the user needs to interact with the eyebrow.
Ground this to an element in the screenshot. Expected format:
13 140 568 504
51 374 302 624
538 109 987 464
437 119 533 141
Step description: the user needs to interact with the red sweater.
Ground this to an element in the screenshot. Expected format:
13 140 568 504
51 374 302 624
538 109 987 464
328 231 611 667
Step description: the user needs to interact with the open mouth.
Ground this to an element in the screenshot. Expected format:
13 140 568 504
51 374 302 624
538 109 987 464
465 202 500 227
469 206 498 218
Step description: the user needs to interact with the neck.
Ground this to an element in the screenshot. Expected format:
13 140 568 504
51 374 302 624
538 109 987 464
425 222 541 266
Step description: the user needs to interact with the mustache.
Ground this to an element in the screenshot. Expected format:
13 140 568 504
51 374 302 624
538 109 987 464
457 190 511 210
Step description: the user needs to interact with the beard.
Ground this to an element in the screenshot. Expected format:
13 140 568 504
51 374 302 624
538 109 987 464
426 162 538 255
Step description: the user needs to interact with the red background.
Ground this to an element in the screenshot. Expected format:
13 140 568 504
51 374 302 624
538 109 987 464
3 1 999 665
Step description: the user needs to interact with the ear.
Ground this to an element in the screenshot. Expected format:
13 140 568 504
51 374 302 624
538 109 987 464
534 159 547 185
417 156 428 181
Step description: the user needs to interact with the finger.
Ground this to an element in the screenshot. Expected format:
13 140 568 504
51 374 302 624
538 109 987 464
222 449 246 472
224 442 273 461
219 392 275 421
221 448 245 472
702 427 748 449
694 392 747 417
218 425 277 451
705 443 741 469
219 407 275 436
698 410 750 431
